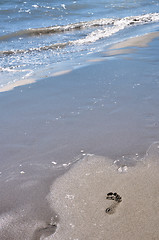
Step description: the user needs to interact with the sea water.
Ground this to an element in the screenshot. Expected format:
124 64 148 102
0 0 159 88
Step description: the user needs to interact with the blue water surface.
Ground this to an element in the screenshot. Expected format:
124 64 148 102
0 0 159 88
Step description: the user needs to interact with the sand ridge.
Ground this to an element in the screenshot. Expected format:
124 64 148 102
106 31 159 56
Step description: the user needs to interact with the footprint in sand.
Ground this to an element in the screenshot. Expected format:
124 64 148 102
32 222 57 240
105 192 122 214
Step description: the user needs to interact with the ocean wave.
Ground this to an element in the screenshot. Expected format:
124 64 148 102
0 42 68 55
0 13 159 55
0 18 115 41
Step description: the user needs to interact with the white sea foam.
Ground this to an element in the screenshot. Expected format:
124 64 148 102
1 13 159 55
73 13 159 45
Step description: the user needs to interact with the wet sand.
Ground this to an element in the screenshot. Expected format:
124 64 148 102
0 31 159 239
102 31 159 56
47 143 159 240
109 31 159 50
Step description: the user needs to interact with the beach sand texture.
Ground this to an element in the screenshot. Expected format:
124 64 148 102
46 142 159 240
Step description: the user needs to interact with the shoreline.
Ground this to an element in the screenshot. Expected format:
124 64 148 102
0 30 159 93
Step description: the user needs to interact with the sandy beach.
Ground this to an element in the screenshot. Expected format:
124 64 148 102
47 142 159 240
0 31 159 239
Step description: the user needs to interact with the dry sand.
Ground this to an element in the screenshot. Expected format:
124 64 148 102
46 142 159 240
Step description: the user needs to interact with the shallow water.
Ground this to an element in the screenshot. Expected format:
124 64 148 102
0 0 159 89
